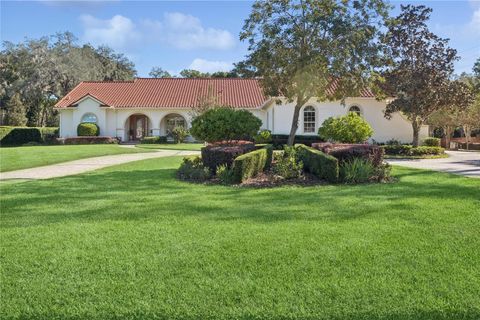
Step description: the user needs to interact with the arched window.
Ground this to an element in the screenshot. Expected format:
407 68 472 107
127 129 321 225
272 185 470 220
303 106 316 133
349 105 362 116
81 113 97 123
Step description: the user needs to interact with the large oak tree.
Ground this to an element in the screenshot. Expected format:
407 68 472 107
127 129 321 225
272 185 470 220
380 5 464 146
240 0 390 145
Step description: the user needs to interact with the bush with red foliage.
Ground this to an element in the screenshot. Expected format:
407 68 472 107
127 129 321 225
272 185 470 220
312 142 384 167
201 140 255 172
58 136 119 145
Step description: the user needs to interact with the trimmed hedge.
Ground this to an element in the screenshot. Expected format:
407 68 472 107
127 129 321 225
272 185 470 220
140 136 168 144
312 143 384 167
382 145 444 156
0 126 59 146
271 134 321 148
77 123 100 136
58 137 119 145
296 144 339 183
231 145 273 183
201 141 255 172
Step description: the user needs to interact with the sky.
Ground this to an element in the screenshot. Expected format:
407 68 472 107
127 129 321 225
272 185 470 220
1 0 479 77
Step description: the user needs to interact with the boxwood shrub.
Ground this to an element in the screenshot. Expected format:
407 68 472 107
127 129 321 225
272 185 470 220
382 145 444 156
271 134 321 148
410 146 445 156
59 137 118 145
0 126 51 146
77 123 99 136
296 144 339 182
231 145 273 183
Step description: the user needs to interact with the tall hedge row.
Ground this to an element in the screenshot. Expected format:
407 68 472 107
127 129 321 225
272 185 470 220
231 145 273 183
0 126 59 146
296 144 339 182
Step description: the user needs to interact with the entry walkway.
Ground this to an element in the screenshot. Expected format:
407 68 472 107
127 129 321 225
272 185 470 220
0 150 199 181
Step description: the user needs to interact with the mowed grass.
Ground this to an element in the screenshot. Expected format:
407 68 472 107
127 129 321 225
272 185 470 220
1 157 480 319
0 145 154 172
135 143 204 151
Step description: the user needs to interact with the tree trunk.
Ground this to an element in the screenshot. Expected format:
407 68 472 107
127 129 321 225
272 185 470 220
287 101 305 146
411 119 422 147
463 125 471 150
444 125 452 149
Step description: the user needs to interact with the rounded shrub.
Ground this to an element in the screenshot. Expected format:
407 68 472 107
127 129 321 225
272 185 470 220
254 130 273 144
77 123 99 136
190 107 262 142
423 137 441 147
318 113 373 143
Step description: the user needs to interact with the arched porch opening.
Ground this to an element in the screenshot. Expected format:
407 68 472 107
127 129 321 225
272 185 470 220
125 113 152 141
160 113 187 137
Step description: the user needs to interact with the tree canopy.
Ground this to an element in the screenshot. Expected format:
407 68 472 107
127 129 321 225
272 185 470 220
0 32 136 126
149 67 172 78
240 0 390 145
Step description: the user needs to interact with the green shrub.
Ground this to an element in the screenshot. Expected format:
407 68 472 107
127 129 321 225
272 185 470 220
296 144 339 183
140 136 168 144
271 134 321 148
254 130 272 144
77 123 99 136
231 145 273 183
177 156 211 182
273 146 303 179
190 107 262 142
318 113 373 143
385 138 402 146
410 146 444 156
423 137 441 147
171 127 189 143
0 127 42 145
61 137 118 145
39 127 59 144
340 158 375 183
382 144 413 155
216 164 236 185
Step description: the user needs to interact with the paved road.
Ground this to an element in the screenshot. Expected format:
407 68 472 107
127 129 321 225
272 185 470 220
387 151 480 178
0 150 199 181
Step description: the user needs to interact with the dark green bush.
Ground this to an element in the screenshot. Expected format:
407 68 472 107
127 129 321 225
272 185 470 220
201 141 255 172
318 113 374 143
273 146 303 179
296 144 339 183
140 136 168 144
39 127 59 144
190 107 261 142
177 156 211 182
61 137 118 145
423 137 441 147
381 144 413 155
231 145 273 183
410 146 445 156
271 134 321 148
254 130 272 144
0 127 42 145
77 123 99 136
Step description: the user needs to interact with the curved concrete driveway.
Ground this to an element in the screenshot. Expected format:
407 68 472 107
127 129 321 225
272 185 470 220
387 151 480 178
0 149 199 181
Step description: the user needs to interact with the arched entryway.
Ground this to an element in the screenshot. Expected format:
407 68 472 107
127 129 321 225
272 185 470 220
125 114 151 141
160 113 187 137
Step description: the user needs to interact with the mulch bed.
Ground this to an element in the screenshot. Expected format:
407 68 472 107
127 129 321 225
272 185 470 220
239 172 327 188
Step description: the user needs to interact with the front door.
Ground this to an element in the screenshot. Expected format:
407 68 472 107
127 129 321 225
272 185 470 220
129 115 148 141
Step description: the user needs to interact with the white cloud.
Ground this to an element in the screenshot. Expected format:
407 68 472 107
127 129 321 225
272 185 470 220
80 14 140 50
188 59 232 73
470 8 480 32
143 12 235 50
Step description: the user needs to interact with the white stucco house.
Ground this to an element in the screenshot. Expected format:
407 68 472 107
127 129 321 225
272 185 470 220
54 78 428 143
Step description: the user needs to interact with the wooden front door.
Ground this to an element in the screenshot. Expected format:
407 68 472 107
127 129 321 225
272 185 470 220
129 115 148 141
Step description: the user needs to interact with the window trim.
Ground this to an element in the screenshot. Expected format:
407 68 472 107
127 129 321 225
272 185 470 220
303 106 316 134
348 105 363 117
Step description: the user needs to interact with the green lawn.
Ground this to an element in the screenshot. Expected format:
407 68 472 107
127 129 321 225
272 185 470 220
0 145 154 172
1 157 479 319
135 142 204 151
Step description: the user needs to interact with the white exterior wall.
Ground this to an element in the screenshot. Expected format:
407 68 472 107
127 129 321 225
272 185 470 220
57 96 427 144
266 97 428 144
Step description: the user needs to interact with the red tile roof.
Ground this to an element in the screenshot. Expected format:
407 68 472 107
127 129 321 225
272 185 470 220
55 77 376 109
55 78 269 109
